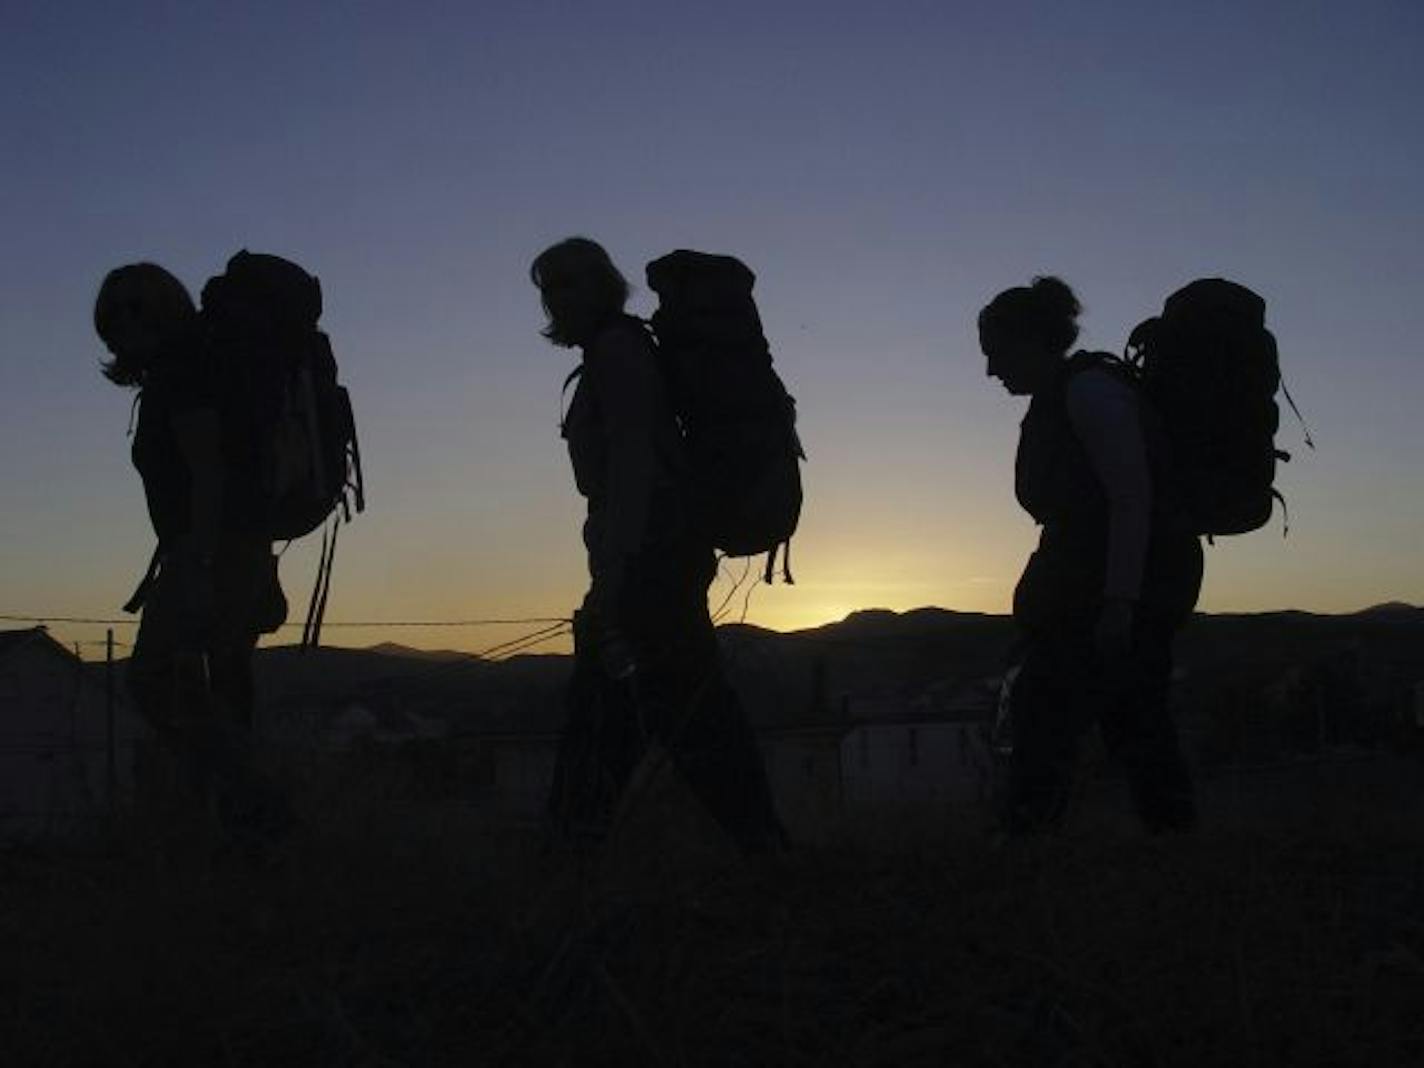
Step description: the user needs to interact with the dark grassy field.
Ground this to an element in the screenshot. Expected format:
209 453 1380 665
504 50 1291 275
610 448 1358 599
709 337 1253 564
3 754 1422 1067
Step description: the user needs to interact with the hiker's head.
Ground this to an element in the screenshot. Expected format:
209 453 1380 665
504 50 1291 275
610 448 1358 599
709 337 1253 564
977 276 1081 396
93 263 197 386
530 237 629 348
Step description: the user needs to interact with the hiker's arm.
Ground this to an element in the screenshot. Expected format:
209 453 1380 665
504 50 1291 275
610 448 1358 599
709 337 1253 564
594 330 661 578
1066 371 1151 607
171 406 224 555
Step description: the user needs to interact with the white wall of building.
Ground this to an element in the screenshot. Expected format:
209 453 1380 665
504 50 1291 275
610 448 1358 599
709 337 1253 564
841 721 992 806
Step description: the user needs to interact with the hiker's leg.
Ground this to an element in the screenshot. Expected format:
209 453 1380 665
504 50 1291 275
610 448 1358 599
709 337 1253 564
1109 537 1202 833
196 542 294 846
1003 625 1098 833
127 624 173 736
127 565 210 813
206 639 255 731
201 634 295 844
206 536 276 731
548 610 644 840
1102 617 1197 832
1006 542 1104 832
632 542 786 854
663 670 788 854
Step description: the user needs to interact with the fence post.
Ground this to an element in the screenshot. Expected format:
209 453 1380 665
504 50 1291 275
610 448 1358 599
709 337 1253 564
106 628 115 815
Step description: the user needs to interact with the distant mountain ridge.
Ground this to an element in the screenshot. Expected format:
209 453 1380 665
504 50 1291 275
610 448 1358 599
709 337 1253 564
365 642 471 662
237 605 1424 736
1354 602 1422 618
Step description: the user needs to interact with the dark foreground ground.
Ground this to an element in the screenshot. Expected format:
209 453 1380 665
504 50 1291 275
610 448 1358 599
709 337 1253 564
3 753 1422 1067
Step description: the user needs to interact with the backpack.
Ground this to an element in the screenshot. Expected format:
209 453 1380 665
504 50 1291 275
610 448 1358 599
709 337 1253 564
201 251 366 644
1126 278 1308 537
200 251 365 540
644 250 804 581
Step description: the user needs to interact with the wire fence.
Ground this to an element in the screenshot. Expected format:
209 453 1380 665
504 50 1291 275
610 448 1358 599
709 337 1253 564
4 600 1411 837
1 610 582 672
1 568 1012 738
1 550 783 668
0 613 570 630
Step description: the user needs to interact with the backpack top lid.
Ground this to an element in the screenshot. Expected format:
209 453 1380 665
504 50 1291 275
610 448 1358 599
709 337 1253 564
1128 277 1266 353
201 250 322 336
646 250 768 356
646 249 756 304
1164 277 1264 333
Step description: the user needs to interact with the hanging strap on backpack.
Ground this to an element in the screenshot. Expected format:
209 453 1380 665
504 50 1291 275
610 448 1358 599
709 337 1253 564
1279 373 1316 451
1268 369 1311 540
1273 488 1290 538
763 537 795 585
300 519 340 651
300 525 328 650
347 415 366 513
311 518 338 648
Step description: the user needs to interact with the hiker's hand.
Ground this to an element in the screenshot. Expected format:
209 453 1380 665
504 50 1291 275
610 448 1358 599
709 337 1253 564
584 557 627 623
583 558 636 679
597 624 638 681
1094 598 1135 665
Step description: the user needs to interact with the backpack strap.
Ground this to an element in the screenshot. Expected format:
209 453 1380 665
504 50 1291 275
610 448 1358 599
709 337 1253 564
763 538 795 585
348 415 366 513
1068 349 1139 383
558 364 583 437
1279 373 1316 451
122 544 164 614
300 525 328 650
311 518 338 648
300 519 340 651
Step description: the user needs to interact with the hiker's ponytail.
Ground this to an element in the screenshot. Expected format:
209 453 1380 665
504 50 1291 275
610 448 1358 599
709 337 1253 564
1027 276 1080 355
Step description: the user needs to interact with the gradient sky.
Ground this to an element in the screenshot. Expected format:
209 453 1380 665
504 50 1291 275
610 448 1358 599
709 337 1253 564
3 1 1421 656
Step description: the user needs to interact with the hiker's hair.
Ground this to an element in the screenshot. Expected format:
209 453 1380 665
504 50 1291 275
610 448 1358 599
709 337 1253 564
530 237 630 347
978 275 1082 358
93 263 197 386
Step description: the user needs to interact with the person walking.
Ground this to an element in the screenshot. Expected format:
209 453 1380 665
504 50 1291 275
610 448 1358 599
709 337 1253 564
95 262 290 850
978 276 1202 833
531 237 786 856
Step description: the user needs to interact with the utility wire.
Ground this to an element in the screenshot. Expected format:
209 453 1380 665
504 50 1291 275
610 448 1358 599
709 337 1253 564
330 620 574 695
488 625 573 662
1 612 569 629
474 621 573 660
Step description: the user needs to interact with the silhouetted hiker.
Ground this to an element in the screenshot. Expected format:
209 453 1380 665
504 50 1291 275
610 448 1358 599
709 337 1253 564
532 237 787 856
95 262 293 853
978 276 1202 833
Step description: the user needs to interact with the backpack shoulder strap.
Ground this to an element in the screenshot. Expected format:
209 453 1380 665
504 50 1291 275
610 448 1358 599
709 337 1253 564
1067 349 1135 378
558 364 583 438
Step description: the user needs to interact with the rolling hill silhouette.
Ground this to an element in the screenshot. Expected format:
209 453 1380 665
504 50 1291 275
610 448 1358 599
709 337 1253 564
237 606 1423 738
